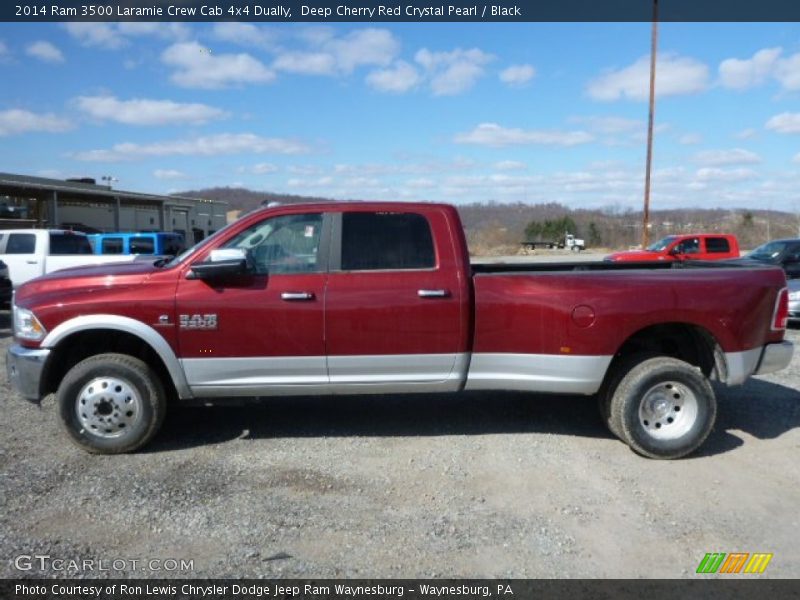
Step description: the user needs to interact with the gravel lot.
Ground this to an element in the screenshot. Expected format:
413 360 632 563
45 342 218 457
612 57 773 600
1 310 798 579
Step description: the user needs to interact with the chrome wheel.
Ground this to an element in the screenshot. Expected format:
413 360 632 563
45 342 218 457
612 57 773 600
75 376 141 439
638 380 698 440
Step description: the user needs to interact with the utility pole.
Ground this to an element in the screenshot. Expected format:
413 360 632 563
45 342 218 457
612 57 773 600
642 0 658 248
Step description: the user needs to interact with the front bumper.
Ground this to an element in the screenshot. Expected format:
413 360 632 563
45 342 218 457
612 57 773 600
6 344 50 401
755 340 794 376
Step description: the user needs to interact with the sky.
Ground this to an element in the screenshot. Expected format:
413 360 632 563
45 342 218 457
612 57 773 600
1 20 799 212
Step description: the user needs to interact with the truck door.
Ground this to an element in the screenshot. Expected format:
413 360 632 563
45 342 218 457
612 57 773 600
175 212 330 396
0 232 40 287
324 210 467 391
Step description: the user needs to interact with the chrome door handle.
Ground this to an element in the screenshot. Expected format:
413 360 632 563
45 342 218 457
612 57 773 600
26 260 38 264
281 292 315 301
418 289 450 298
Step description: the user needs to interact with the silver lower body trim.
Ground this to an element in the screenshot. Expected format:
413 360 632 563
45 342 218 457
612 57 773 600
184 353 468 398
464 352 612 395
6 344 50 401
723 347 763 386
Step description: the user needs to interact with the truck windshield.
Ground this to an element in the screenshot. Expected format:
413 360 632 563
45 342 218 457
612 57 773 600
749 241 785 261
163 224 234 267
646 236 677 252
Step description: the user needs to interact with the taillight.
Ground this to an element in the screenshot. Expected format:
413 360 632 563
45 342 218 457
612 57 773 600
772 288 789 331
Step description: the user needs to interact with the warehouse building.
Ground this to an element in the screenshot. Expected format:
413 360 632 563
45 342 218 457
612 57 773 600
0 172 227 244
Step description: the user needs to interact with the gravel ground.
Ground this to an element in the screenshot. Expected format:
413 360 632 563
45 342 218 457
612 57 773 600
1 311 798 579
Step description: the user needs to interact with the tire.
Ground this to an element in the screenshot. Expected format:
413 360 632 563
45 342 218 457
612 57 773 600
571 245 581 253
607 356 716 459
57 353 167 454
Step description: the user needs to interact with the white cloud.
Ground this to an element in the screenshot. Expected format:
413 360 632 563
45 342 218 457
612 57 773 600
570 116 642 134
75 95 227 126
587 54 709 101
455 123 593 147
695 167 758 182
765 112 800 134
162 42 274 89
212 23 276 48
243 162 279 174
694 148 761 166
366 61 421 93
26 41 64 63
0 109 72 136
499 64 536 87
494 160 527 171
273 28 399 77
272 51 337 76
153 169 187 180
793 153 800 164
415 48 494 96
63 22 188 50
774 52 800 91
735 128 758 140
72 133 310 162
678 133 702 145
719 48 781 90
0 41 9 61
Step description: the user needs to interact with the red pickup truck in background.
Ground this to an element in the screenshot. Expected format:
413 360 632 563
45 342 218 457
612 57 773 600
6 203 792 459
605 233 740 262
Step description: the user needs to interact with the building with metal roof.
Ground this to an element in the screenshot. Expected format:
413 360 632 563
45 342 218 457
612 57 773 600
0 172 227 243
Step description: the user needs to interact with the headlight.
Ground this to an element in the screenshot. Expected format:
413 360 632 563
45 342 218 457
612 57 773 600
13 306 47 342
789 291 800 301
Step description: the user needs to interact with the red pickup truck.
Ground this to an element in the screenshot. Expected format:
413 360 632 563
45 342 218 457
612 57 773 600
606 233 740 262
6 202 793 459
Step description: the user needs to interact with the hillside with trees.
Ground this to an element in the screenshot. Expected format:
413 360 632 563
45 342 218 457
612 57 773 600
175 187 800 254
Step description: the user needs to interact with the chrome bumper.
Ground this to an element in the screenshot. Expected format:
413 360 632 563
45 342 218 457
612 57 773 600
755 340 794 376
6 344 50 401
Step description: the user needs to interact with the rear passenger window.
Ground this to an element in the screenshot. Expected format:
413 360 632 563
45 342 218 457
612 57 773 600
130 237 155 254
6 233 35 254
341 212 435 271
102 238 124 254
706 237 730 253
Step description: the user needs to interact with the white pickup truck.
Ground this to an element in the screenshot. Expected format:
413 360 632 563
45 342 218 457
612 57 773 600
0 229 137 287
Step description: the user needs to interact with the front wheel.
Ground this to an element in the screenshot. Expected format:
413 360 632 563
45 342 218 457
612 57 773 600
607 356 716 459
57 353 167 454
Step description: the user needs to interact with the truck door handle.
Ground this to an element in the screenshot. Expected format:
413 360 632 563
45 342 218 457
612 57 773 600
418 289 450 298
26 260 38 265
281 292 315 301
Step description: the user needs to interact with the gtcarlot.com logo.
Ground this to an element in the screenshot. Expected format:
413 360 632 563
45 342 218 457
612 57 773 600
696 552 773 574
13 554 194 573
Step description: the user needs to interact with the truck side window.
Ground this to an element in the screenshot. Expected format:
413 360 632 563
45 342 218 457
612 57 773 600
223 213 323 275
130 237 155 254
102 238 124 254
341 212 435 271
705 237 730 253
674 238 700 255
6 233 35 254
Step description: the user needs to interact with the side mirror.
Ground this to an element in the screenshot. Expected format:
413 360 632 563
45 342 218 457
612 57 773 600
187 248 253 280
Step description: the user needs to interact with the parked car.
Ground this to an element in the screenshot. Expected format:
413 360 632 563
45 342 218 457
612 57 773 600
6 203 792 459
789 279 800 323
741 238 800 279
0 229 138 287
87 232 185 257
605 233 740 262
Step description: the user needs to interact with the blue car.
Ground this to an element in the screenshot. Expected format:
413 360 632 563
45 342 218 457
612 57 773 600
87 232 185 256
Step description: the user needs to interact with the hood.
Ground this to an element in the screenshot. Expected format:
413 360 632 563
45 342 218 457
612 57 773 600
15 260 163 305
606 250 670 262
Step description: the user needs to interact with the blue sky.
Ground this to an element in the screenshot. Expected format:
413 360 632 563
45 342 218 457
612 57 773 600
1 21 799 212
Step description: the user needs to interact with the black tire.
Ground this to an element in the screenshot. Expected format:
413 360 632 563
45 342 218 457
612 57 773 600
608 356 716 459
57 353 167 454
598 353 658 439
